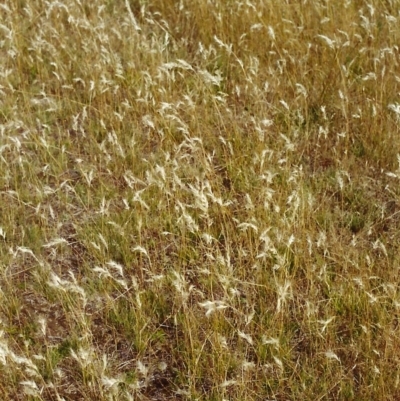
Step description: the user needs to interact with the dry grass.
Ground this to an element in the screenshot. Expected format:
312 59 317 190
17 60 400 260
1 0 400 399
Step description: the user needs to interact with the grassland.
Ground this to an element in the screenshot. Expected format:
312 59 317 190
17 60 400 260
1 0 400 399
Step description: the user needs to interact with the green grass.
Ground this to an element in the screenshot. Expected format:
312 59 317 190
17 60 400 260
1 0 400 399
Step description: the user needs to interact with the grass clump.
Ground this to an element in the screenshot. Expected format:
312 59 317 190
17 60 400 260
1 0 400 399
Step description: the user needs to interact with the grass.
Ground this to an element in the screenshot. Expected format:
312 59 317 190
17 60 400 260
1 0 400 399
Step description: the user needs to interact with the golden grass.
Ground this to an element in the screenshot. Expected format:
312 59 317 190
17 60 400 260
1 0 400 399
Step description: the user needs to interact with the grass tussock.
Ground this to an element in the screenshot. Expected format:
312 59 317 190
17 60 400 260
1 0 400 399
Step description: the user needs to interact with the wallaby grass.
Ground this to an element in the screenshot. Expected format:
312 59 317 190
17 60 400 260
1 0 400 399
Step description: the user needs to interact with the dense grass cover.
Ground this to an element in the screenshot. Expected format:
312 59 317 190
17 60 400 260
1 0 400 399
